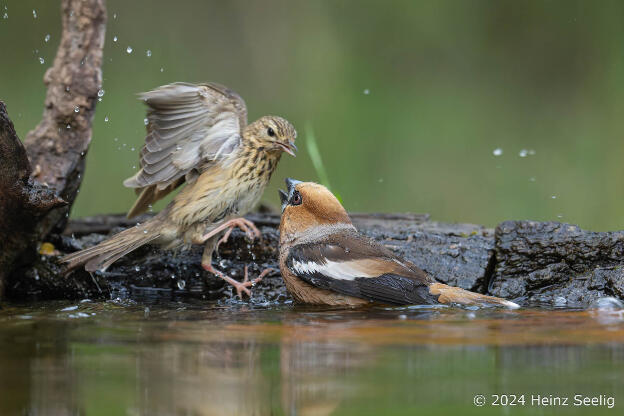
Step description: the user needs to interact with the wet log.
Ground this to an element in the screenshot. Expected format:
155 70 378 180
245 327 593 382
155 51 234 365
3 213 498 303
6 215 624 307
0 103 66 297
490 221 624 307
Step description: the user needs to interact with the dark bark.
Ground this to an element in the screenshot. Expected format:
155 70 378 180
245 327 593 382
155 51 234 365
24 0 106 238
3 213 500 303
490 221 624 307
6 215 624 307
0 0 106 297
0 103 66 297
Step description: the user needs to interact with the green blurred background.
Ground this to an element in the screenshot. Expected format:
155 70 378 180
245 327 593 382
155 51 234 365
2 0 623 231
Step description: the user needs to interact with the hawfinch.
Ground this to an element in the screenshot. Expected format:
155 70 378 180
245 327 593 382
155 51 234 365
278 179 519 308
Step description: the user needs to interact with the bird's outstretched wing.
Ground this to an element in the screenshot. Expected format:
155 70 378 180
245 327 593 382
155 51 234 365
285 230 439 305
124 82 247 218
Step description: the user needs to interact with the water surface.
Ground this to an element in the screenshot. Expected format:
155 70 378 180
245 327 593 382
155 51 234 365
1 300 622 415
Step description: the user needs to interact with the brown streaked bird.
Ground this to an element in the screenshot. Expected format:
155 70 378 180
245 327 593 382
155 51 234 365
61 82 297 297
278 179 519 308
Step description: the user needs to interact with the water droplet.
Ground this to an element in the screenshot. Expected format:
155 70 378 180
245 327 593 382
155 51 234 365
97 88 105 97
519 149 528 157
590 297 624 310
177 280 186 290
363 89 370 95
32 9 37 18
492 148 503 156
553 296 567 306
74 106 79 113
143 118 148 125
146 49 152 57
113 35 118 42
104 116 109 122
126 46 133 54
44 34 50 42
38 57 44 64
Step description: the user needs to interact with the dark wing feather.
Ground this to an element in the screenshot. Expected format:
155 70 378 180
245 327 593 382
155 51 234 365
286 231 437 305
123 82 247 217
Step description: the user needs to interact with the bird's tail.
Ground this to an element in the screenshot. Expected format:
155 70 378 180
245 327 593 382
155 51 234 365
429 283 520 309
60 221 161 272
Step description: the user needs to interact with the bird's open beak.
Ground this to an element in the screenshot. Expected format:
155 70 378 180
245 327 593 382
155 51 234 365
277 141 297 157
279 189 288 212
285 177 302 195
281 178 302 212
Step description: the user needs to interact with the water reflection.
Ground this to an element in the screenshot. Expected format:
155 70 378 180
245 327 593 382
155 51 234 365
0 302 623 415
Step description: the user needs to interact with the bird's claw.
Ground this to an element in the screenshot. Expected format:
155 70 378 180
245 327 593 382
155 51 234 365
202 263 271 299
201 217 261 247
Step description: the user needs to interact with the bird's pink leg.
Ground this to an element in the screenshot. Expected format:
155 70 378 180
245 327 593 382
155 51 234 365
201 261 272 298
200 217 261 245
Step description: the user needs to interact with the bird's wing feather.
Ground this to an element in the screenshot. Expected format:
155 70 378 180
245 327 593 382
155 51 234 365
123 82 247 215
286 231 438 305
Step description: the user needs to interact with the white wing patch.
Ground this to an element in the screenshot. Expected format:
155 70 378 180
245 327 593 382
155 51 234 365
291 259 379 281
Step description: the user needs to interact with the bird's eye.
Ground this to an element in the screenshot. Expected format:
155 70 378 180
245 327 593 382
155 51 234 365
291 191 302 206
267 127 275 137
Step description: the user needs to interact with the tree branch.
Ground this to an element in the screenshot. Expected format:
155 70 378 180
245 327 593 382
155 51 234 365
0 0 106 297
24 0 107 237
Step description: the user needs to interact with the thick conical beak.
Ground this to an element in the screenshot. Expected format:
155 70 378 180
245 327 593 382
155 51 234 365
279 189 288 212
277 141 297 157
285 178 302 195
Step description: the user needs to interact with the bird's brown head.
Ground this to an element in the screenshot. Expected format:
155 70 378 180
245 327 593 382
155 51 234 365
278 179 352 242
245 116 297 156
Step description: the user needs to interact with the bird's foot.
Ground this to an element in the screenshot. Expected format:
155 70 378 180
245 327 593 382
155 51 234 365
202 263 271 299
201 217 261 246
